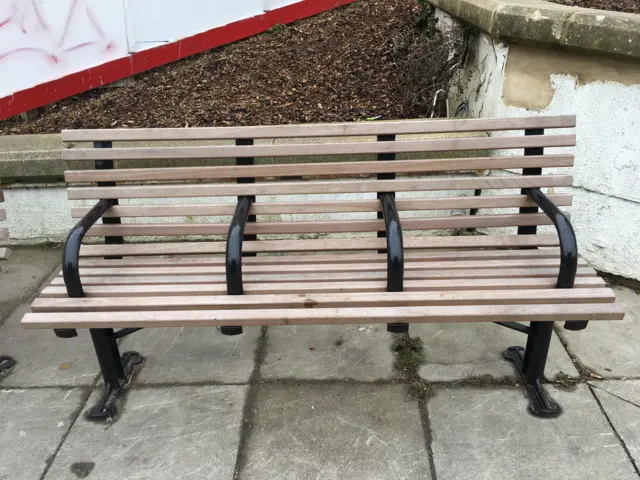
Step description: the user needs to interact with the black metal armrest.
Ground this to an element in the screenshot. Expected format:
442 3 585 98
380 194 404 292
524 188 585 330
225 196 253 295
63 199 114 297
57 199 114 339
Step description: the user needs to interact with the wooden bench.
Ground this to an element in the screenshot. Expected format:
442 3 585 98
22 116 623 419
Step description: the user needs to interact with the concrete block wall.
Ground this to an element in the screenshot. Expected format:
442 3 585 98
433 3 640 281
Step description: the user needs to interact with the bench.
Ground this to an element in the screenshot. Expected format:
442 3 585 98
22 115 623 419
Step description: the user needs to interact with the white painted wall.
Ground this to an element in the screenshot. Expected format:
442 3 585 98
437 9 640 280
0 0 303 99
0 0 128 97
126 0 264 52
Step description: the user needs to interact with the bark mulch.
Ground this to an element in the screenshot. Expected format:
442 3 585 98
1 0 454 135
548 0 639 14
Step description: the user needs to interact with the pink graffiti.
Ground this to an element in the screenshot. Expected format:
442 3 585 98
0 0 47 34
0 47 59 63
0 0 115 64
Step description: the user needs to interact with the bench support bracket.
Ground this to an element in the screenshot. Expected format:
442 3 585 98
86 328 144 421
504 321 560 418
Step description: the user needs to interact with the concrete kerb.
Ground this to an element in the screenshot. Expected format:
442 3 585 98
426 0 640 60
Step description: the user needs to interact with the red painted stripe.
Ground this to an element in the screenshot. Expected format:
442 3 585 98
0 0 354 121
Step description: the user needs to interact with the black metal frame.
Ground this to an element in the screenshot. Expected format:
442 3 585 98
219 139 257 336
501 127 579 418
0 355 15 377
381 194 404 292
380 194 408 334
376 135 409 334
222 195 253 336
57 142 144 421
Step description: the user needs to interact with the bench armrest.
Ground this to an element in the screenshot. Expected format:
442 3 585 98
525 188 585 331
380 194 404 292
63 199 114 298
56 199 114 339
226 196 253 295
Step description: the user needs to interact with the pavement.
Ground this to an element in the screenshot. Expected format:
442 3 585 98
1 246 639 480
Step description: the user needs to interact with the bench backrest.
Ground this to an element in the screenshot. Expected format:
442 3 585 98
61 116 576 258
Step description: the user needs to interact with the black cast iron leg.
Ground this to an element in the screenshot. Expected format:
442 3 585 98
87 328 144 421
0 355 16 377
504 321 561 418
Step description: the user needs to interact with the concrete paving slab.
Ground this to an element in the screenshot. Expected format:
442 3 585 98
45 385 247 480
0 304 98 387
592 380 640 465
261 325 395 381
0 246 61 320
240 383 431 480
557 286 640 377
429 385 637 480
119 327 261 384
0 388 86 480
415 322 578 382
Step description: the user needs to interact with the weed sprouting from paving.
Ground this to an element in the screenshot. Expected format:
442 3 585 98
392 333 433 401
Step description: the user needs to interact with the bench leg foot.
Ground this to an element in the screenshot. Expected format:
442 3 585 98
504 321 561 418
387 323 409 333
0 355 16 377
220 326 243 335
87 328 144 421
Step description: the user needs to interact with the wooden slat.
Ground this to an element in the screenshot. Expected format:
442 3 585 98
0 228 8 240
62 134 576 161
21 303 624 329
86 213 554 237
79 248 564 267
0 209 5 221
39 277 607 298
75 258 587 276
79 235 560 257
51 267 595 286
31 288 614 313
64 155 574 183
0 247 10 260
61 116 576 142
0 191 4 202
71 194 573 218
67 175 573 200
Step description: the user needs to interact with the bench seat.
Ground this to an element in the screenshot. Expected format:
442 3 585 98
27 250 621 328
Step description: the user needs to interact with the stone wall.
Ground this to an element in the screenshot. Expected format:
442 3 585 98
432 0 640 280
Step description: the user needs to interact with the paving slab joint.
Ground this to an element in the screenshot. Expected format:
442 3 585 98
232 325 267 480
37 387 94 480
588 384 640 477
553 324 604 380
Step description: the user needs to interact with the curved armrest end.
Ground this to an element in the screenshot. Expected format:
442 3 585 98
62 199 114 299
226 196 253 295
380 194 404 292
525 188 585 331
525 188 577 289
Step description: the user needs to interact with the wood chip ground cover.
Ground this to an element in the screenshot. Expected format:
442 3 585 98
0 0 455 135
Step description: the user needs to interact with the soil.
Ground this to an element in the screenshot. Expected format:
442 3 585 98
0 0 459 135
548 0 640 14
